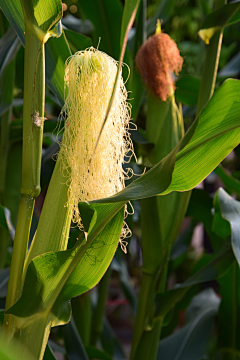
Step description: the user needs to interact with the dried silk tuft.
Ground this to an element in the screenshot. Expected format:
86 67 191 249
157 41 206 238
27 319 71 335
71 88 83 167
136 33 183 101
58 48 134 252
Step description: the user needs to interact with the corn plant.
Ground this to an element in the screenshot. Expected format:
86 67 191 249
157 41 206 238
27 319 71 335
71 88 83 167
1 0 240 360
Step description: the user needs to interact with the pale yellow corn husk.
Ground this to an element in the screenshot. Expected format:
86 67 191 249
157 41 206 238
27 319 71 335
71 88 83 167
57 47 134 251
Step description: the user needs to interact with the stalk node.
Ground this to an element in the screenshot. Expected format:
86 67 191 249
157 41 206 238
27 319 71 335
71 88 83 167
20 186 41 199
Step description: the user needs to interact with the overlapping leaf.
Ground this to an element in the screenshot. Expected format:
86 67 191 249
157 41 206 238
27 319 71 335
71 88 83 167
217 188 240 266
5 0 141 328
6 202 125 327
0 0 90 106
78 0 123 59
93 79 240 203
157 289 220 360
198 2 240 44
155 240 234 320
20 0 62 40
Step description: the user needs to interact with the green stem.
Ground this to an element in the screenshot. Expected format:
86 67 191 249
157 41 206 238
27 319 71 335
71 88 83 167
133 318 163 360
131 94 186 359
91 267 111 346
3 26 45 339
131 272 156 359
72 293 92 346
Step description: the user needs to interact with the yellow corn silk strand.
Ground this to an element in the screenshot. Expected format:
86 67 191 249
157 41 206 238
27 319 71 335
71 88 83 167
58 47 134 252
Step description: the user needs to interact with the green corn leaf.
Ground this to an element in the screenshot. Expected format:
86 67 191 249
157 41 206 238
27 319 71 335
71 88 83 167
217 188 240 267
0 337 34 360
199 2 240 44
155 239 234 319
6 202 125 327
20 0 62 42
0 1 25 44
94 0 140 154
64 29 92 54
218 263 240 353
112 254 138 313
78 0 123 59
0 267 10 297
43 344 58 360
120 0 141 50
0 57 15 117
0 205 9 232
86 346 114 360
0 26 21 76
147 0 175 36
46 30 92 105
71 293 92 346
157 289 220 360
0 206 15 240
101 318 126 359
93 79 240 203
0 0 71 106
45 33 71 106
213 190 240 351
4 142 22 224
186 189 221 252
214 165 240 196
175 76 201 106
63 318 89 360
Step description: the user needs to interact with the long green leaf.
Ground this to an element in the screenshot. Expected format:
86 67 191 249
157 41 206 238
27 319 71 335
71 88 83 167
6 202 125 327
0 26 21 76
0 56 15 117
213 191 240 352
186 189 221 252
175 76 201 106
78 0 122 59
93 79 240 203
0 206 15 240
0 338 34 360
20 0 62 41
0 267 10 297
43 344 58 360
63 318 89 360
215 165 240 196
217 188 240 266
0 0 71 105
157 289 220 360
218 263 240 353
155 240 234 319
0 1 25 44
199 2 240 43
147 0 176 36
93 0 140 154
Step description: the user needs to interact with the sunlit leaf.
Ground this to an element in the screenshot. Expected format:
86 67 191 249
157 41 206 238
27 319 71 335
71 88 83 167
6 202 125 328
93 80 240 203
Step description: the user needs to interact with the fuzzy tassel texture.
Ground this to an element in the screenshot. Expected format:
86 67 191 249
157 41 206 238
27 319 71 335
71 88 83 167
136 33 183 101
57 48 134 250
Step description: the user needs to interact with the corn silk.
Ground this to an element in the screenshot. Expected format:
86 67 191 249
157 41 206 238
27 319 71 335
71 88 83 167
57 47 135 252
